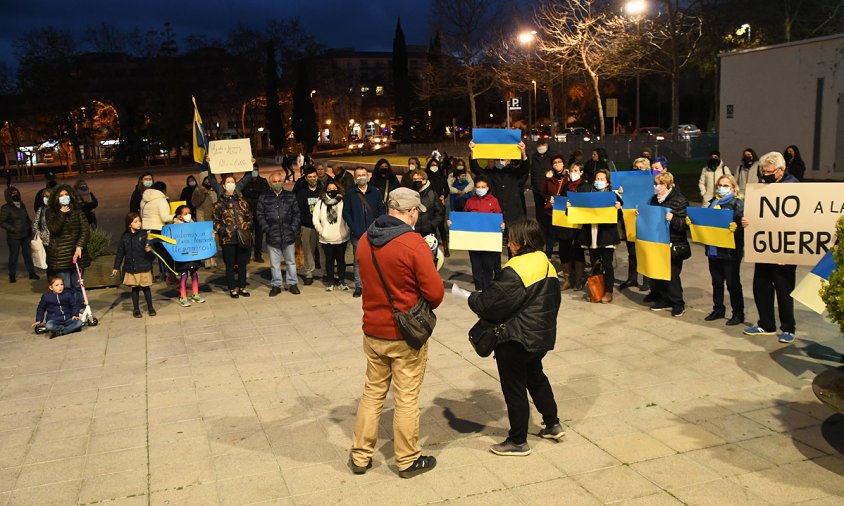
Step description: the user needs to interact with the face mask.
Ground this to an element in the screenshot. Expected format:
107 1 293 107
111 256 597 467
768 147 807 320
761 173 777 184
43 196 49 205
355 176 368 186
182 214 192 222
457 164 465 170
785 152 793 161
143 180 153 188
569 172 581 182
271 182 284 192
708 158 720 169
495 161 506 169
79 185 88 192
408 164 417 170
743 156 753 164
429 165 439 173
537 146 548 154
188 180 196 187
653 185 664 195
11 194 20 202
594 180 608 190
203 182 211 189
59 195 71 206
475 188 488 197
327 190 339 199
224 182 237 193
411 181 423 191
715 185 731 198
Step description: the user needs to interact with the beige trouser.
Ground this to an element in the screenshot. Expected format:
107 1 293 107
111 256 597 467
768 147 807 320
351 336 428 470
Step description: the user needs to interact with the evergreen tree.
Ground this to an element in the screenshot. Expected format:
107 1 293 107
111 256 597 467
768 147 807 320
291 60 317 153
392 18 410 141
265 42 285 151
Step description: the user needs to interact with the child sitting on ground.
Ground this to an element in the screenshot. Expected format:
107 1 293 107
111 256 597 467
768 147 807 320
33 276 82 339
172 205 206 306
113 212 156 318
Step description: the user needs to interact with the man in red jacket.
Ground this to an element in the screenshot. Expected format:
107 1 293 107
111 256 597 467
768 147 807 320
350 187 445 479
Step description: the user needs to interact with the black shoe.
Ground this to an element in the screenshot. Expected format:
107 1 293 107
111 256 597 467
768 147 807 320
288 285 300 295
133 309 142 318
704 311 725 321
726 315 744 326
148 308 157 317
349 456 372 475
238 289 251 297
269 286 282 297
398 455 437 479
230 290 239 299
49 331 60 339
650 302 671 311
619 280 638 290
671 306 686 317
29 272 40 280
643 292 656 303
353 287 362 298
9 274 15 283
489 440 531 456
303 277 314 286
538 422 566 441
639 283 651 292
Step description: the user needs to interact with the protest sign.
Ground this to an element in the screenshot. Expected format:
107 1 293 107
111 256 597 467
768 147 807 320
449 212 503 252
160 222 216 262
208 138 253 174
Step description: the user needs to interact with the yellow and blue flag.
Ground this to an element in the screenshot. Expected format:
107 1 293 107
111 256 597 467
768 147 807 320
687 207 736 249
635 205 671 280
471 128 522 160
614 171 654 242
622 209 637 241
192 96 208 164
449 212 503 252
551 198 582 229
567 192 618 224
791 251 835 314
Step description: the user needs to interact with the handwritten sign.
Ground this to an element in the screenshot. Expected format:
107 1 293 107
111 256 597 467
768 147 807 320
208 138 253 174
160 222 216 262
743 182 844 265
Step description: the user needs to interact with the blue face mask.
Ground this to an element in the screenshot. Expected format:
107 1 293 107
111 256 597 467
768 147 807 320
715 185 732 198
594 180 608 190
58 195 71 206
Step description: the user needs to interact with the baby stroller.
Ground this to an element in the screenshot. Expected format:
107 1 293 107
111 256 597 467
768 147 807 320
75 259 98 327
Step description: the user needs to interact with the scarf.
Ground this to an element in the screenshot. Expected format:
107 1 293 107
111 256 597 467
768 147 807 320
706 192 734 257
453 178 469 191
323 196 339 224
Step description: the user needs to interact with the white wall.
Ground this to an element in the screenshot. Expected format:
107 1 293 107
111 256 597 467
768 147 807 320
720 34 844 180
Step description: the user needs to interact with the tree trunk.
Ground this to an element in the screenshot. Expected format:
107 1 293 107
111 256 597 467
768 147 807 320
468 78 478 129
548 84 556 138
590 71 605 138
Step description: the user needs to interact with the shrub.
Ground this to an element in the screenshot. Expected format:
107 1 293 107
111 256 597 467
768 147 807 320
820 216 844 336
87 227 113 260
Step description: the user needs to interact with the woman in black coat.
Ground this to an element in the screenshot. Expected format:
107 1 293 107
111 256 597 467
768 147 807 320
784 145 806 181
575 169 622 303
468 220 565 457
646 172 690 317
703 175 744 325
426 158 451 256
370 158 401 205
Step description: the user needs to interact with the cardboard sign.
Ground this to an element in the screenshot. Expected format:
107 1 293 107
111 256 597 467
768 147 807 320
208 138 253 174
743 182 843 265
160 222 216 262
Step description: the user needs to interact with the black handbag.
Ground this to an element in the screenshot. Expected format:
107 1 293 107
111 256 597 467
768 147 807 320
468 286 543 357
369 244 436 350
671 242 691 261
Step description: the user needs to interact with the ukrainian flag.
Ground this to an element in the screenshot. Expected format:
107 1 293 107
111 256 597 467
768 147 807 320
567 192 618 224
551 198 582 229
622 209 637 241
192 96 208 164
471 128 522 160
687 207 736 249
449 212 503 252
635 205 671 280
614 171 654 209
791 251 835 314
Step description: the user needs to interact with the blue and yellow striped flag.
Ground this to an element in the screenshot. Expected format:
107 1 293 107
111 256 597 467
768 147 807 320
551 198 582 229
687 207 736 249
635 205 671 280
449 212 503 252
614 171 653 209
471 128 522 160
791 250 835 314
567 192 618 224
192 96 208 164
622 209 637 241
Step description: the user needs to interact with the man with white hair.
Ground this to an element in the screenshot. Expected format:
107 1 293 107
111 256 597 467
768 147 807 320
742 151 799 343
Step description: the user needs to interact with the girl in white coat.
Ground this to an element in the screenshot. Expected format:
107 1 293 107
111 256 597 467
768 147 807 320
312 181 351 290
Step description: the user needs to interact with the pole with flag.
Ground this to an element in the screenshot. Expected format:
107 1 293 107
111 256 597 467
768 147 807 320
192 96 208 164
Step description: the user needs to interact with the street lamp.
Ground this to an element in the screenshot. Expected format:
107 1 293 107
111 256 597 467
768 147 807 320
625 0 648 130
519 31 538 135
518 30 537 45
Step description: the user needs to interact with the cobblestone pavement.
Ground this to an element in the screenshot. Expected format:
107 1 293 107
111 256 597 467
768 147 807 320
0 168 842 505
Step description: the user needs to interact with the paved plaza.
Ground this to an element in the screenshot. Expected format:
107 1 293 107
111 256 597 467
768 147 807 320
0 169 842 505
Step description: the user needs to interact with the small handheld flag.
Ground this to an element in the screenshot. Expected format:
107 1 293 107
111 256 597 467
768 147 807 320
471 128 521 160
635 205 671 280
449 212 503 252
614 171 653 210
551 198 582 229
791 251 836 314
147 233 177 245
567 192 618 224
687 207 736 249
192 96 208 165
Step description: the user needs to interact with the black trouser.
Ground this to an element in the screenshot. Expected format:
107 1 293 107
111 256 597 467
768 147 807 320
494 340 559 445
7 236 34 277
652 257 685 309
321 242 347 284
753 263 796 333
131 286 153 311
253 219 264 259
469 250 500 291
590 247 615 292
708 257 744 318
221 243 250 291
559 235 584 265
624 240 637 283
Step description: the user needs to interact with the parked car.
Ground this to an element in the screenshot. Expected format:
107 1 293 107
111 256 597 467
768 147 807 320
558 127 597 142
630 126 669 141
676 123 701 140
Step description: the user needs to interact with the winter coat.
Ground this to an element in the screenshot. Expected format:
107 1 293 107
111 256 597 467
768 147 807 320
313 197 350 244
179 179 198 215
698 161 732 205
191 181 217 223
649 188 689 246
469 250 561 353
463 192 502 214
45 205 91 270
426 168 449 199
577 188 622 249
786 156 806 181
0 187 32 240
735 160 760 195
242 175 271 212
529 151 555 194
295 184 321 229
342 184 387 239
357 215 445 340
114 230 153 273
541 174 567 217
414 183 444 237
370 171 401 205
140 189 173 230
707 196 744 260
447 173 474 210
76 188 98 227
255 189 299 247
36 290 79 323
129 187 145 213
33 206 50 246
213 194 254 246
469 159 528 225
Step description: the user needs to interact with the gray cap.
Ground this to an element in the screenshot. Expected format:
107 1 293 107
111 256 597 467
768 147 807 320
388 187 426 212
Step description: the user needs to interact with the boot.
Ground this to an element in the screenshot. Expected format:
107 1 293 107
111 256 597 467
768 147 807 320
572 261 585 290
601 292 613 303
442 240 450 258
560 264 572 291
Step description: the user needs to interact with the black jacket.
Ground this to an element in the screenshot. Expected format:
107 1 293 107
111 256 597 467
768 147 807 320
295 184 322 228
370 171 401 204
469 159 528 224
649 188 689 245
414 184 444 237
577 188 622 248
0 187 32 240
342 184 387 239
529 151 555 193
114 230 153 273
425 168 449 199
256 189 300 247
469 251 561 353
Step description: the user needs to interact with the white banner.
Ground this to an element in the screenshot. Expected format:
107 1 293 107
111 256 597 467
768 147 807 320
207 138 253 174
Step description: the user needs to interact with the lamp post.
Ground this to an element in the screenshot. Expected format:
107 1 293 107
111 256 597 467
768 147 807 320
518 30 537 136
625 0 647 131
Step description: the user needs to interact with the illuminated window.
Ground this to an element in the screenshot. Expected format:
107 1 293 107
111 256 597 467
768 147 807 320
360 86 370 93
375 86 384 96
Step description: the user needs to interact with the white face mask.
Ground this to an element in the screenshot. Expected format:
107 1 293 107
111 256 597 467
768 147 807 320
143 180 153 188
495 160 506 169
58 195 71 206
182 214 192 222
537 146 548 154
43 196 49 205
569 172 581 182
429 165 439 173
356 176 368 187
594 180 608 190
475 188 488 197
224 182 237 193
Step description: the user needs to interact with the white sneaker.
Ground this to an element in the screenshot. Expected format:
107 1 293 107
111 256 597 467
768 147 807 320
325 285 334 292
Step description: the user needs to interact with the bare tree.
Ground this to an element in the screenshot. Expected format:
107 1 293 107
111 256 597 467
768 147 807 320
536 0 639 137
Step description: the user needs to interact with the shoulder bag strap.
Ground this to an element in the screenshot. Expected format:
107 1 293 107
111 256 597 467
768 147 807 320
369 244 400 314
357 190 375 215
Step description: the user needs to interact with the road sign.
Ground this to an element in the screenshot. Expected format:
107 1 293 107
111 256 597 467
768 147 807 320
508 98 522 111
606 98 618 118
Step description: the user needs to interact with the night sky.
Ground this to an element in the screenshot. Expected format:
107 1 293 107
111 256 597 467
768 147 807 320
1 0 432 69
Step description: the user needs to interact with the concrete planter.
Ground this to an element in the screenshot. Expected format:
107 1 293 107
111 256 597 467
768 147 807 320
813 366 844 415
84 254 120 289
